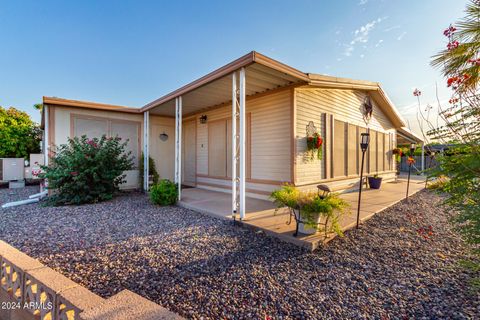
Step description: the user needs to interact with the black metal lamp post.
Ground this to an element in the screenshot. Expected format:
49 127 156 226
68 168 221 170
406 142 416 200
356 132 370 229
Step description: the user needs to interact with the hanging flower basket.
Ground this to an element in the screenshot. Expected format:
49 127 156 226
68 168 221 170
307 132 323 160
392 148 402 163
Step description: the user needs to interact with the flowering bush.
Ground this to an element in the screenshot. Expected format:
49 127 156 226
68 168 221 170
306 132 323 160
41 135 134 206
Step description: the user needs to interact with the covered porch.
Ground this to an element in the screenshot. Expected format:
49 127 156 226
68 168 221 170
141 51 310 220
179 179 425 251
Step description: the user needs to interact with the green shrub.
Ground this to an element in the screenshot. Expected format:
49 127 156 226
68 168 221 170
270 184 300 209
149 179 178 205
426 175 449 191
139 153 159 189
41 135 134 206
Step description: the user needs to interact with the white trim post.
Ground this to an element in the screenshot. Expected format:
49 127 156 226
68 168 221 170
43 105 49 167
143 111 149 191
232 72 238 218
175 97 183 200
239 67 246 220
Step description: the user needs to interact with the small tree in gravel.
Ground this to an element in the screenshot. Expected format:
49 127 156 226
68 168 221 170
41 135 134 205
415 0 480 287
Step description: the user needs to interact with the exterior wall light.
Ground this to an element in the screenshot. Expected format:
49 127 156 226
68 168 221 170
159 132 169 141
200 115 207 124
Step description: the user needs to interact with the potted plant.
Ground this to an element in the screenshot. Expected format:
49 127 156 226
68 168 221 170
368 174 383 189
306 132 323 160
270 185 349 236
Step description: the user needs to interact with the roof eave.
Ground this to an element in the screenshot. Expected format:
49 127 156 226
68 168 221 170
43 96 140 113
141 51 310 112
141 52 255 112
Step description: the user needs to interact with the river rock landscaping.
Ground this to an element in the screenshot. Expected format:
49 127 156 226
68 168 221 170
0 186 478 319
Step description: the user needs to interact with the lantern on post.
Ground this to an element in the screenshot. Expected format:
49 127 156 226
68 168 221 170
356 132 370 229
406 142 416 200
317 184 331 199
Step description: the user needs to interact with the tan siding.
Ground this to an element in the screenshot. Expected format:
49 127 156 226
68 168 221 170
52 106 145 189
333 120 346 177
250 91 291 181
295 87 396 186
208 120 227 177
150 117 175 182
192 89 292 188
348 124 358 175
197 120 208 175
369 130 377 173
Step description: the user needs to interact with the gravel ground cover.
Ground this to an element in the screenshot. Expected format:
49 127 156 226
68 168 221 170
0 186 478 319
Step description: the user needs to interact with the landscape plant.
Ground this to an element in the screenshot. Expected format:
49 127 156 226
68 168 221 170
149 179 178 205
0 106 41 158
415 0 480 286
270 184 349 236
306 132 323 160
139 153 160 189
41 135 134 205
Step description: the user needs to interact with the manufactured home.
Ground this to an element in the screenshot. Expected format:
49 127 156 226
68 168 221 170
41 51 418 219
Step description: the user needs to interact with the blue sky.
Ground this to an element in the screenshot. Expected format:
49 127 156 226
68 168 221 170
0 0 468 135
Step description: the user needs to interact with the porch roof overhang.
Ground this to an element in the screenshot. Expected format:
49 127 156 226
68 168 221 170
142 51 406 129
397 127 424 144
141 51 309 117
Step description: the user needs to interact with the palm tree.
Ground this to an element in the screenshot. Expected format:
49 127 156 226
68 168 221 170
431 1 480 90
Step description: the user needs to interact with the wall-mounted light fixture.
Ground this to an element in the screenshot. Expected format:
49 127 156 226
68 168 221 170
159 132 169 141
200 115 207 124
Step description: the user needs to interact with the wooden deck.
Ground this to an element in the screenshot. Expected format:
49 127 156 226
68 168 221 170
179 178 425 251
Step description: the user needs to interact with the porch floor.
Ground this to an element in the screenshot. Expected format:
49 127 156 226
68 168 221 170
179 178 425 251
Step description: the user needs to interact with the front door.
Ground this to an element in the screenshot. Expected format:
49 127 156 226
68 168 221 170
182 120 196 186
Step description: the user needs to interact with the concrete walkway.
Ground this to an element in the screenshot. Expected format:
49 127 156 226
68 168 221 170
179 179 425 251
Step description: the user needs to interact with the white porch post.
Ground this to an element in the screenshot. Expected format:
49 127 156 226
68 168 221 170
175 97 183 201
143 111 149 191
232 72 238 218
239 67 246 220
43 105 49 167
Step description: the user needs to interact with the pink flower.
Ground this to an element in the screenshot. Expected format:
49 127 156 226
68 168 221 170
70 171 79 176
443 25 456 37
468 58 480 66
447 41 459 50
